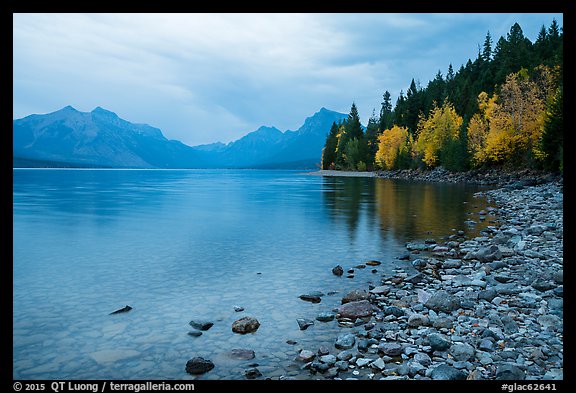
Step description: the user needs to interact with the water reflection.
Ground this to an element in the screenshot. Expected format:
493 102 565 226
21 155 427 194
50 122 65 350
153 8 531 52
323 176 493 243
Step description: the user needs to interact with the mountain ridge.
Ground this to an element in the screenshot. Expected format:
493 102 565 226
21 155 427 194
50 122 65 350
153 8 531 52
13 106 348 169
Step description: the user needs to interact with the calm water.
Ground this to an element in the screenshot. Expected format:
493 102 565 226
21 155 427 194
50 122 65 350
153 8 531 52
13 169 495 380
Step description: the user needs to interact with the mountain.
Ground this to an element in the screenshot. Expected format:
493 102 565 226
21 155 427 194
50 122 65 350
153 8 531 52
13 106 209 168
13 106 347 169
191 107 348 169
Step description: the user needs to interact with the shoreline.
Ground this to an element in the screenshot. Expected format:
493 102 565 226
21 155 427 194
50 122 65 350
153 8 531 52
289 177 563 380
307 167 562 187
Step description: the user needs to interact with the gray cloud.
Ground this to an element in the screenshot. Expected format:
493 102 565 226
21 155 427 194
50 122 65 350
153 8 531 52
13 13 562 146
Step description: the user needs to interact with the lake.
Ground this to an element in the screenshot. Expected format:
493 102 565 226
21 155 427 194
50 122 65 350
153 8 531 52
13 169 496 380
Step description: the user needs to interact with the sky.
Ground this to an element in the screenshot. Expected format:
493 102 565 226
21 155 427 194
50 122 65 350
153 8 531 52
13 13 563 146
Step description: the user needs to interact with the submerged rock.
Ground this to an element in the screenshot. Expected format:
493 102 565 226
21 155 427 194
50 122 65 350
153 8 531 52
228 349 255 360
185 357 214 375
189 320 214 331
332 265 344 276
297 318 315 330
232 317 260 334
299 294 322 303
109 305 132 315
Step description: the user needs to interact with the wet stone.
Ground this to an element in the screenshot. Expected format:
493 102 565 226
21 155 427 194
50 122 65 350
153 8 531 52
332 265 344 276
316 312 335 322
244 367 262 379
189 320 214 331
335 333 356 350
232 317 260 334
228 349 255 360
185 357 214 375
297 318 314 330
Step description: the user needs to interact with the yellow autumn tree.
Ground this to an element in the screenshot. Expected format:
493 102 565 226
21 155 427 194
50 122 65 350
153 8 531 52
375 125 410 170
414 101 462 167
467 92 497 166
481 68 548 164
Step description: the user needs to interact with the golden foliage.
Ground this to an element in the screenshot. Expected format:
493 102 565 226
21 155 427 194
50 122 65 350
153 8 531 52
414 102 462 167
375 125 410 170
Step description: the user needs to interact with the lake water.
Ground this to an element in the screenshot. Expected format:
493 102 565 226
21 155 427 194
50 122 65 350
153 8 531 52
13 169 495 380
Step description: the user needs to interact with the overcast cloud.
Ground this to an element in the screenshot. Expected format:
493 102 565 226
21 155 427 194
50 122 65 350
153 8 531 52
13 13 563 146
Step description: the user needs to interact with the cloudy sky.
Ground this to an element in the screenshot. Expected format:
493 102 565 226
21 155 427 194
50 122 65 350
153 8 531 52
13 13 562 146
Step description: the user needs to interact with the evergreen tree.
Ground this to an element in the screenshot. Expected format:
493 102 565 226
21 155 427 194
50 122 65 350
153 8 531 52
394 90 408 128
538 85 563 171
482 31 493 62
379 91 393 131
365 110 380 168
405 79 422 134
321 121 340 169
346 102 363 141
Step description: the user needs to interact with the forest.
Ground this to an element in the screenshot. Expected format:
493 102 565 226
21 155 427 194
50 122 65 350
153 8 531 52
321 20 563 173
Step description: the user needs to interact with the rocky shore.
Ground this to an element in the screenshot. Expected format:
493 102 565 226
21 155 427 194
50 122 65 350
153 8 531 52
282 174 563 380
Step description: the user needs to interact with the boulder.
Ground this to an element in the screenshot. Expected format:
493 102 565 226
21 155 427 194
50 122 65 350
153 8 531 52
337 300 373 319
232 317 260 334
185 357 214 375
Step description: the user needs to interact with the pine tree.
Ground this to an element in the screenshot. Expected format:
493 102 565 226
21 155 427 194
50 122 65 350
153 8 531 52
365 110 380 168
321 121 340 169
379 91 393 131
482 31 493 62
346 102 363 141
537 85 563 171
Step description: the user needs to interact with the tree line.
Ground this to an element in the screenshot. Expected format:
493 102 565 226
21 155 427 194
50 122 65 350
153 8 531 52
321 20 563 172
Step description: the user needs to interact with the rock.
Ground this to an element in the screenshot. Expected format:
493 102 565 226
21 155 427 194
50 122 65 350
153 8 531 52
366 260 381 266
379 342 403 357
428 333 452 351
356 357 371 367
109 305 132 315
187 331 202 337
433 317 453 329
228 349 255 360
233 306 245 312
244 367 262 379
318 346 330 356
406 241 428 251
479 339 495 352
496 364 526 380
185 357 214 375
337 300 373 319
316 312 335 322
286 339 297 345
342 290 370 304
552 270 563 284
531 278 556 292
494 274 514 283
537 315 561 331
335 360 349 371
413 352 432 367
332 265 344 276
232 317 260 334
449 343 475 362
370 286 389 295
299 294 322 303
424 290 461 313
335 333 356 350
297 349 315 362
337 350 353 361
405 273 424 284
474 245 503 262
412 259 428 269
467 369 484 380
398 252 411 260
527 224 547 235
478 289 497 302
319 354 337 366
383 306 405 317
297 318 314 330
430 364 467 380
371 357 386 370
416 289 432 304
407 313 430 327
189 320 214 331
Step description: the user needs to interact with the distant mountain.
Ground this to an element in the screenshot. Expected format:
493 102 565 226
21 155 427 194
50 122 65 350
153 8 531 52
191 107 348 169
13 106 348 169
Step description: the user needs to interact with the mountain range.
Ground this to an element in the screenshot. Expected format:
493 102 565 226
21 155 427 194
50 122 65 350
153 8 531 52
13 106 347 169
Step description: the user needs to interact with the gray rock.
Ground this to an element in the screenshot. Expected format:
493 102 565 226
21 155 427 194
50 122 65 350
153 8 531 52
552 270 563 284
336 350 353 361
233 306 244 312
335 360 349 371
500 315 519 334
320 354 337 366
412 259 428 269
232 317 260 334
449 343 475 361
342 290 370 304
379 342 403 356
479 339 495 352
356 357 371 367
496 364 526 380
537 315 561 331
371 357 386 370
475 245 503 262
527 224 547 235
369 285 390 295
413 352 432 367
335 333 356 350
185 357 214 375
228 349 255 360
383 306 405 317
297 349 315 362
297 318 314 330
406 242 428 251
316 312 335 322
337 300 373 319
407 313 430 327
428 333 452 351
531 278 556 292
478 289 497 302
425 290 461 313
430 364 467 380
189 320 214 331
332 265 344 276
299 294 322 303
405 273 424 284
187 331 202 337
443 259 462 269
244 367 262 379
